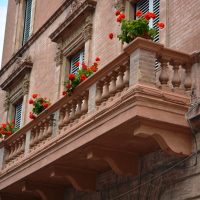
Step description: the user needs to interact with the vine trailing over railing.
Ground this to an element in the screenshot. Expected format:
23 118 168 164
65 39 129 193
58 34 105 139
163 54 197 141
0 121 17 138
29 94 51 119
63 57 100 96
109 9 165 43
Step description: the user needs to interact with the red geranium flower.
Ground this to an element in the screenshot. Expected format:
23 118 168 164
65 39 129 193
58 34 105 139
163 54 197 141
150 12 156 19
32 94 38 99
68 73 75 80
120 13 125 19
109 33 114 39
2 123 7 129
80 74 87 81
144 12 151 20
29 99 34 104
90 66 98 72
95 57 100 62
42 103 49 109
62 91 67 96
75 62 80 67
82 62 88 70
115 10 120 16
29 112 36 120
136 10 142 17
157 22 165 29
117 16 122 23
66 83 71 89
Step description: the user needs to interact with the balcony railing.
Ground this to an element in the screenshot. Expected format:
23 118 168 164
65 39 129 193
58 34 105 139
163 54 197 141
0 38 194 182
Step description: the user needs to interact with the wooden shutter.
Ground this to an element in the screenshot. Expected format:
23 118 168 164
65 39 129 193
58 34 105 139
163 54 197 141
23 0 33 45
136 0 160 42
70 50 84 74
15 102 23 129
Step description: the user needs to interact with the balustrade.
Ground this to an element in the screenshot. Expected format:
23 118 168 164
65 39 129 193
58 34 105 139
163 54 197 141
0 38 195 172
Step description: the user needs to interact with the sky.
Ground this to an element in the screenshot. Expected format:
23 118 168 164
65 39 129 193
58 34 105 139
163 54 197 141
0 0 8 67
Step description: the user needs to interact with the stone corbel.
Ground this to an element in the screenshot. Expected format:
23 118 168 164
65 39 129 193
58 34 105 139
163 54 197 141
4 92 10 111
86 146 139 176
22 74 30 95
22 181 65 200
83 15 93 42
113 0 125 12
50 166 97 191
54 41 64 67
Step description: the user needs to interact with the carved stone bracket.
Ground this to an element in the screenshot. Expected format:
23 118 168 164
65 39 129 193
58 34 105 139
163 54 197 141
86 146 139 176
50 166 97 191
22 181 65 200
113 0 125 11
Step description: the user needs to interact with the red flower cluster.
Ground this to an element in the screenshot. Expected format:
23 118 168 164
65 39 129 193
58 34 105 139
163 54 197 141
0 121 17 139
29 94 51 120
115 10 125 23
157 22 165 29
63 57 100 96
144 11 157 20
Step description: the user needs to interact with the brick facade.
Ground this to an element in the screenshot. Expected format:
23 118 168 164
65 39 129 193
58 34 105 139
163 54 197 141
0 0 200 199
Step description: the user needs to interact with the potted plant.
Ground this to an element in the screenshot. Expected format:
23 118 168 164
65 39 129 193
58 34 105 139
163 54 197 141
0 121 18 139
29 94 51 119
109 10 165 44
63 57 100 96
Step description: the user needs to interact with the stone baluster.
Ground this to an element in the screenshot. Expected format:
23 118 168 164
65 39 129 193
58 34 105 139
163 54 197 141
30 127 36 148
34 126 40 145
159 59 169 87
58 108 65 130
171 61 181 89
46 116 53 138
123 62 130 90
4 149 10 164
75 96 82 118
6 145 13 163
11 141 18 159
19 136 25 155
37 123 43 143
101 77 110 101
116 67 125 92
109 71 117 97
69 100 76 122
81 92 88 115
95 82 102 106
183 63 192 92
15 139 21 157
63 104 70 126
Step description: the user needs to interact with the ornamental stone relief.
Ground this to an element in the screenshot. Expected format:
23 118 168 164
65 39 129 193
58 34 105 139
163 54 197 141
113 0 125 11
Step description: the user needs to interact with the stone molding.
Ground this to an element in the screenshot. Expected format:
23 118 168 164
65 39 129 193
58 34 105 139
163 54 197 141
0 0 77 77
51 0 96 66
1 56 33 111
49 0 96 42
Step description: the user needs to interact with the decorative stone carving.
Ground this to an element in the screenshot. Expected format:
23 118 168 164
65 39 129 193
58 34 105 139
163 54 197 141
113 0 125 11
54 42 64 67
83 15 93 41
22 74 30 95
4 92 10 111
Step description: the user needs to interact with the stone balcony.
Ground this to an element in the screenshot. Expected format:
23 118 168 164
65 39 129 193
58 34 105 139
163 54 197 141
0 38 194 199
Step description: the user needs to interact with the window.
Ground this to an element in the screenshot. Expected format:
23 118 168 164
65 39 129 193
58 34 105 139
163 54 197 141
70 49 85 74
136 0 160 42
14 100 23 129
22 0 33 45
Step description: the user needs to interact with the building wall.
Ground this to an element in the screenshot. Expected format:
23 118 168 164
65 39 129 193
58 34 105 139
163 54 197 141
1 0 16 67
168 0 200 53
0 1 200 199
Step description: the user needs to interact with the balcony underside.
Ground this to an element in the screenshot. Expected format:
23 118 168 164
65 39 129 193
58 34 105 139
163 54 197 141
0 83 192 198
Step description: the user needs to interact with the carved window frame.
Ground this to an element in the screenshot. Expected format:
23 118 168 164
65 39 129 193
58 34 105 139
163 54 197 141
49 0 97 95
13 0 36 51
0 57 33 125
